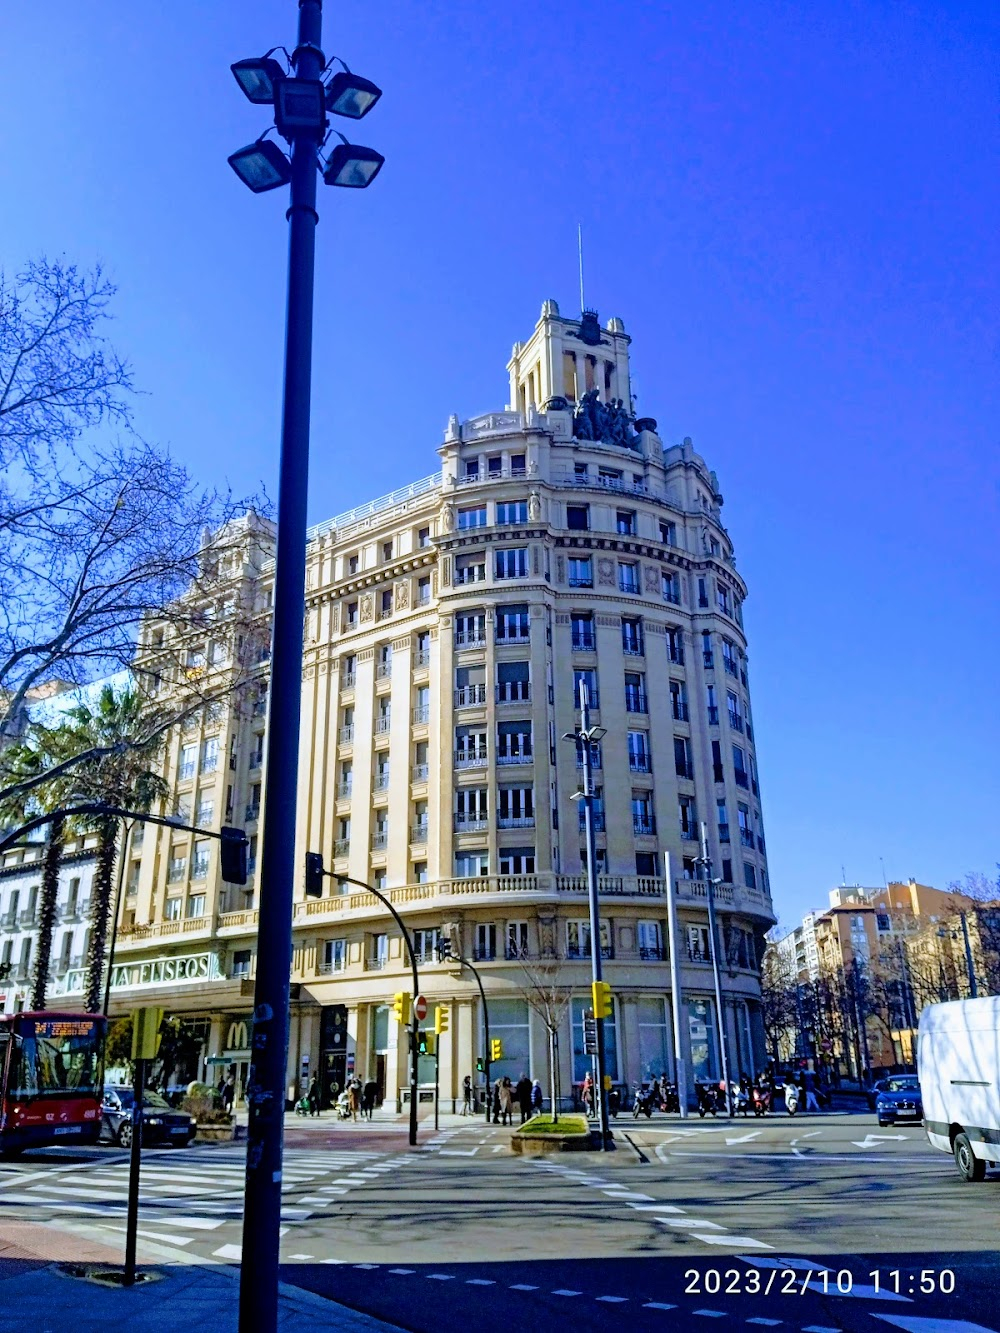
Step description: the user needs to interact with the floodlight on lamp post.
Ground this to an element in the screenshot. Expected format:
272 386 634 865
231 53 288 104
227 138 292 193
322 134 385 188
227 3 383 1331
325 68 382 118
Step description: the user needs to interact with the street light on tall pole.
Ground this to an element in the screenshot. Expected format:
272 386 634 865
226 8 383 1330
697 822 732 1114
562 680 611 1148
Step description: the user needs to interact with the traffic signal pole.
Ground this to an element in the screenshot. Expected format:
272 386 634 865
578 680 612 1149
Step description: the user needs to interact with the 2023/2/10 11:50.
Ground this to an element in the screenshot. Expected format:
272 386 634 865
683 1268 956 1296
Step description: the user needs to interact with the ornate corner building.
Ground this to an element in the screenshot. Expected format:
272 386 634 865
4 301 775 1107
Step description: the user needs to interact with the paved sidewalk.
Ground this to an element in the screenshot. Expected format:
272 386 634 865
0 1222 402 1333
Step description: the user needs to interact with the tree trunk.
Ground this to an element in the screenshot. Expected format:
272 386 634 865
84 816 118 1013
31 814 64 1011
548 1024 558 1123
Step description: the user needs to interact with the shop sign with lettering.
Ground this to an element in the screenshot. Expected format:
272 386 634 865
57 951 222 995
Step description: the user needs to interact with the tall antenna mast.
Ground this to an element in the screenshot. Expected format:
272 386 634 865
578 222 585 314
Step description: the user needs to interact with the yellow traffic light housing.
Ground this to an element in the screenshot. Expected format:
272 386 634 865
392 991 411 1025
592 980 612 1019
434 1005 449 1035
490 1037 503 1061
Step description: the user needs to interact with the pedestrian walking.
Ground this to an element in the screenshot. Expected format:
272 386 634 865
530 1079 544 1117
348 1075 362 1121
515 1073 532 1124
491 1080 501 1124
220 1074 235 1115
581 1071 595 1117
803 1069 821 1112
307 1074 321 1117
498 1076 514 1126
362 1078 377 1120
462 1074 474 1115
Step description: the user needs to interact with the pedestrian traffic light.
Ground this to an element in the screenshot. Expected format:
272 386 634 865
220 826 248 885
305 851 325 898
490 1037 503 1061
476 1056 484 1072
392 992 411 1025
417 1030 436 1056
434 1005 449 1035
592 980 612 1019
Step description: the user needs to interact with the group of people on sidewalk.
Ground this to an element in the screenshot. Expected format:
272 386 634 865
485 1074 544 1125
301 1074 378 1120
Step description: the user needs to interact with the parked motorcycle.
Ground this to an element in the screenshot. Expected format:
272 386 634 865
695 1081 726 1117
784 1080 800 1116
661 1081 680 1114
633 1085 655 1119
752 1082 771 1116
733 1079 753 1117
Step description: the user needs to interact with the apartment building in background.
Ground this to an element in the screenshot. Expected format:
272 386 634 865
1 301 776 1107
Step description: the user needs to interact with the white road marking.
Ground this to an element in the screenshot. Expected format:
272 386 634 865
643 1302 678 1311
725 1131 762 1145
597 1295 629 1303
802 1326 841 1332
693 1312 726 1319
746 1321 783 1327
466 1279 495 1285
353 1263 379 1270
627 1203 685 1213
851 1134 909 1148
388 1268 415 1274
510 1284 538 1291
439 1149 479 1157
153 1216 223 1230
427 1273 455 1281
213 1243 243 1260
874 1299 995 1327
695 1234 773 1249
664 1219 724 1229
288 1254 314 1260
552 1289 582 1296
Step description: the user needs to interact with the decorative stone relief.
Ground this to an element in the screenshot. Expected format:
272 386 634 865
644 564 659 593
556 555 564 583
394 579 410 610
330 603 341 634
538 917 556 959
441 500 456 532
359 593 374 623
532 546 540 576
392 635 411 652
595 615 620 628
442 556 452 586
597 558 615 587
357 647 375 663
528 490 541 520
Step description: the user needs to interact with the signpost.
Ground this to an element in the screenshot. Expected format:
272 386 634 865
123 1006 163 1286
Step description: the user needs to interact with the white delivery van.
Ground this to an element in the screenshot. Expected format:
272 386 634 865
918 996 1000 1182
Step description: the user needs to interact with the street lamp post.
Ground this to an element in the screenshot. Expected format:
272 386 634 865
697 822 732 1115
435 939 491 1122
225 8 383 1329
563 680 611 1148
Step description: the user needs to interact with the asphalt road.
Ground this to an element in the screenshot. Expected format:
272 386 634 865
1 1112 997 1332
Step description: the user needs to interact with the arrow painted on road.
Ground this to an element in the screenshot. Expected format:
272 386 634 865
725 1131 762 1145
850 1134 909 1148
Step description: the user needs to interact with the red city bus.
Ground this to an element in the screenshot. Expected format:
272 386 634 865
0 1011 106 1156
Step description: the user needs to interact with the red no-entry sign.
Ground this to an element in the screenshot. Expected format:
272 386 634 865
414 994 428 1022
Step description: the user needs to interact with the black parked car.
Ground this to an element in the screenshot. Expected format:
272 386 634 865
100 1086 196 1148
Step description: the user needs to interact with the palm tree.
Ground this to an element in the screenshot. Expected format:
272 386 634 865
10 686 167 1012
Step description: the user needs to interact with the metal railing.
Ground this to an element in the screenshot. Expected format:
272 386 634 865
672 702 689 721
454 630 487 648
455 685 487 707
410 824 429 843
413 706 430 724
498 815 535 829
371 831 388 850
571 635 596 651
632 816 656 836
374 716 392 734
334 838 350 857
496 748 532 765
628 755 650 772
412 764 429 782
625 690 648 713
336 783 353 800
454 815 489 832
707 706 719 725
495 627 530 644
338 725 354 744
496 683 530 703
454 749 488 768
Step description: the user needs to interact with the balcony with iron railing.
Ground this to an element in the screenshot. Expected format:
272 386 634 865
734 771 749 789
639 945 665 961
371 830 388 851
672 701 689 722
707 706 719 725
410 824 429 843
496 627 530 645
723 657 738 677
454 564 487 586
579 812 606 833
667 642 684 665
454 630 488 649
675 763 694 780
338 725 354 745
454 747 488 769
680 825 698 840
498 814 535 829
374 715 392 735
496 682 530 703
341 671 356 689
364 955 388 971
625 689 648 714
628 754 651 773
718 824 731 843
412 764 429 783
337 782 353 801
622 639 644 657
415 649 432 668
496 746 532 766
373 774 390 794
455 685 487 708
703 650 714 668
568 574 593 588
0 909 17 930
334 838 350 857
454 814 489 833
413 706 430 725
739 828 754 848
376 661 392 680
729 714 744 733
317 960 346 976
632 815 656 836
571 633 596 651
567 944 614 960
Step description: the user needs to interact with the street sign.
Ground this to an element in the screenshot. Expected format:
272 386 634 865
583 1009 598 1055
414 994 428 1022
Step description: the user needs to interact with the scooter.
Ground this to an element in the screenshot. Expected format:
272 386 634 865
633 1085 654 1119
784 1081 800 1116
661 1082 680 1114
752 1083 771 1116
696 1081 726 1117
733 1081 753 1117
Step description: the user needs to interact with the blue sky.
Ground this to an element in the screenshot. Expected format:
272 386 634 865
2 1 997 926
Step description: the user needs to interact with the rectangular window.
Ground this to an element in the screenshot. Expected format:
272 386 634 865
168 854 187 883
712 740 725 784
495 603 530 642
418 526 431 548
195 794 214 828
679 796 697 839
744 862 758 890
495 547 528 579
573 668 598 710
618 561 639 593
571 612 595 650
621 617 644 655
497 720 532 763
627 730 650 773
346 600 358 627
738 802 753 847
659 520 677 545
178 744 196 782
670 679 688 721
674 735 693 780
666 626 684 663
455 664 486 707
455 787 489 828
232 949 253 978
187 893 206 919
635 851 657 877
382 540 394 561
164 897 182 921
321 939 346 974
455 725 488 765
455 610 486 646
414 862 429 883
412 928 441 964
568 556 593 587
727 692 744 731
417 576 431 605
488 454 503 476
616 509 636 536
733 744 749 788
638 920 663 960
567 919 611 960
722 638 737 675
706 683 718 725
496 660 530 702
566 504 590 531
464 459 479 480
717 584 731 615
499 846 535 875
579 786 604 832
475 923 497 961
455 551 486 585
698 578 709 607
458 505 487 530
631 790 655 836
624 672 647 713
497 500 528 524
717 798 730 842
598 467 623 489
506 920 529 958
455 850 488 878
662 571 680 604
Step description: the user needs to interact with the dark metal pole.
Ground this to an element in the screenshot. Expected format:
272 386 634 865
123 1056 145 1286
434 1043 440 1131
448 953 490 1121
103 818 134 1017
960 912 979 998
240 4 323 1327
699 823 732 1116
578 680 611 1148
337 875 420 1146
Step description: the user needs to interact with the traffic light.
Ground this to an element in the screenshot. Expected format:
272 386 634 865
220 827 248 885
434 1005 449 1035
305 851 325 898
490 1037 503 1062
476 1056 484 1072
392 992 411 1025
592 980 612 1019
417 1030 436 1056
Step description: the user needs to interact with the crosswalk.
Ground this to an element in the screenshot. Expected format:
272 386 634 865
0 1145 412 1263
